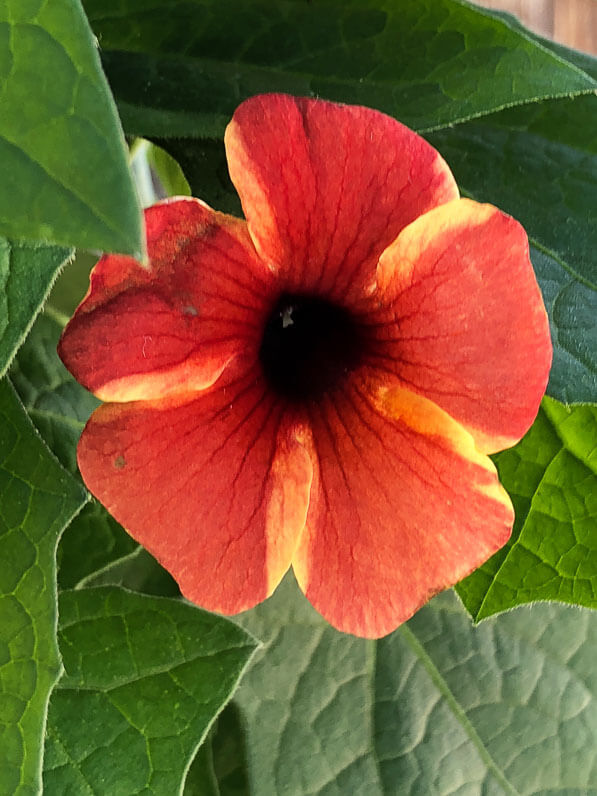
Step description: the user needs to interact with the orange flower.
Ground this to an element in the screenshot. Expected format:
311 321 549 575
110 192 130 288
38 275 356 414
58 94 552 638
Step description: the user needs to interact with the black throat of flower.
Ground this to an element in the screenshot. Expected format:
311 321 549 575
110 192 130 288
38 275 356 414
259 293 363 402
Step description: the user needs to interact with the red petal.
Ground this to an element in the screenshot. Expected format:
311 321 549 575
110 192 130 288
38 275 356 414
292 373 513 638
77 369 312 613
59 198 274 401
225 94 458 303
372 199 552 453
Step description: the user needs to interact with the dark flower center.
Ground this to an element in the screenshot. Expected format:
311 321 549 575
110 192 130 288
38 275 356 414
259 293 362 402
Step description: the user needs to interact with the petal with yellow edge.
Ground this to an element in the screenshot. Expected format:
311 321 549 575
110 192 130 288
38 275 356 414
77 367 312 614
58 198 274 402
292 371 513 639
225 94 459 302
373 198 552 453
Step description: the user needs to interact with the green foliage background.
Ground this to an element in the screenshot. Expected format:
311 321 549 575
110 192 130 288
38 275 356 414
0 0 596 793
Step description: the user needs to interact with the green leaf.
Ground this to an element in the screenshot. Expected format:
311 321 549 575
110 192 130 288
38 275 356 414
427 92 597 403
219 575 597 795
232 575 382 794
83 0 597 138
0 379 87 795
9 311 98 476
0 0 143 256
457 397 597 621
43 586 258 795
0 239 71 380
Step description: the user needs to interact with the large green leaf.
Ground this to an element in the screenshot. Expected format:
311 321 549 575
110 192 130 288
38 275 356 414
0 239 71 380
235 575 382 794
43 586 258 795
83 0 597 138
0 379 87 795
201 575 597 795
427 92 597 403
0 0 143 256
457 397 597 621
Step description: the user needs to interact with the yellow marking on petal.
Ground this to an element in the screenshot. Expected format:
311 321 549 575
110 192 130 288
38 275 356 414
264 421 313 596
225 119 281 273
94 355 233 402
374 382 513 513
377 198 499 294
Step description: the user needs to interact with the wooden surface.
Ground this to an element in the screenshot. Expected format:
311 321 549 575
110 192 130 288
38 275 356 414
475 0 597 54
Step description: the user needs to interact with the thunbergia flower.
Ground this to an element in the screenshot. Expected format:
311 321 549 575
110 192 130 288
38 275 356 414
59 94 552 638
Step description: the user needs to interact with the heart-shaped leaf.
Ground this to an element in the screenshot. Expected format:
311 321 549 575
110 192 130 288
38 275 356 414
199 575 597 794
43 587 258 794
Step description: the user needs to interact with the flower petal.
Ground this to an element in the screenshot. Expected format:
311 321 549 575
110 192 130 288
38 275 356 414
225 94 458 302
292 374 513 638
373 198 552 453
58 198 274 402
77 369 313 613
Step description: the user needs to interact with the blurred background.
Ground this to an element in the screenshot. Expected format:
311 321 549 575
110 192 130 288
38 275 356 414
475 0 597 54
